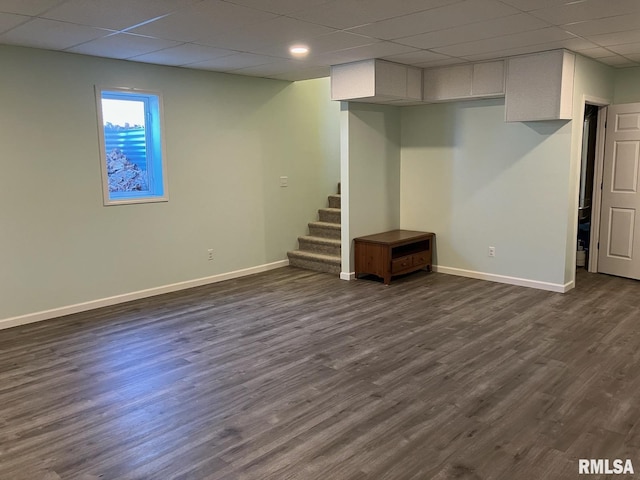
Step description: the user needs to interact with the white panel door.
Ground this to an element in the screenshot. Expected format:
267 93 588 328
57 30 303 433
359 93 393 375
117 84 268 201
599 103 640 279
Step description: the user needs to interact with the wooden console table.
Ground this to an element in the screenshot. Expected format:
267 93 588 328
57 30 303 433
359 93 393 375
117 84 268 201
354 230 435 285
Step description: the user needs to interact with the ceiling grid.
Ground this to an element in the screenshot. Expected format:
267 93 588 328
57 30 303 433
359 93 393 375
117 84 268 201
0 0 638 80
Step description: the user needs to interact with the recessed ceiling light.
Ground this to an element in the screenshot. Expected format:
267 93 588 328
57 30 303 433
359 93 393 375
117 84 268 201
290 45 309 57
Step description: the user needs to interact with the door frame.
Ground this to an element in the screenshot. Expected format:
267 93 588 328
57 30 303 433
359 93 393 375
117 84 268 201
588 102 609 273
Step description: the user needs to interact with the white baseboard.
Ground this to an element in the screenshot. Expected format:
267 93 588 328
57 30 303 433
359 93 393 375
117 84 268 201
433 265 573 293
340 272 355 281
0 260 290 331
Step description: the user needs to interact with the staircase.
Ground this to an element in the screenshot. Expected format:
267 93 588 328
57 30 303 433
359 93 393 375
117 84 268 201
287 185 341 274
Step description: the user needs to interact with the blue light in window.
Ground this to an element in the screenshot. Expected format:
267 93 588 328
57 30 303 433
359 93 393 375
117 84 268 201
97 88 167 205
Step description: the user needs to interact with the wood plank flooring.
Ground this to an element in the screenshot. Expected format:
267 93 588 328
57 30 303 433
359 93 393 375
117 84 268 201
1 267 639 479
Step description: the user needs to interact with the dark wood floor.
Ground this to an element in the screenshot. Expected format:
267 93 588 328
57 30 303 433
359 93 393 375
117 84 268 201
1 267 639 480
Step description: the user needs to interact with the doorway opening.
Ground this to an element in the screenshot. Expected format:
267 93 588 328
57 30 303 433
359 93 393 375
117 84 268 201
577 104 599 270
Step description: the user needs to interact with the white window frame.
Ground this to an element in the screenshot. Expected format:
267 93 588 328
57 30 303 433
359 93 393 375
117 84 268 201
95 86 169 206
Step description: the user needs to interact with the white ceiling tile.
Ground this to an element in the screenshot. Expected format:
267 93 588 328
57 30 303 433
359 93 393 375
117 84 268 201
129 43 238 65
0 12 29 33
394 13 550 49
458 37 595 62
66 32 181 59
269 65 329 81
596 55 638 67
327 41 419 64
574 46 618 58
433 26 574 57
348 0 521 40
289 0 462 30
186 52 282 70
231 59 333 80
252 31 376 58
228 60 296 76
298 50 369 66
452 51 501 62
552 37 601 51
131 1 278 43
0 0 66 16
459 46 542 62
0 18 111 49
415 57 468 68
529 0 640 26
562 14 640 37
196 16 335 51
221 0 332 15
43 0 200 31
345 13 429 40
498 0 575 11
607 42 640 56
305 31 378 53
383 50 452 65
586 30 640 47
621 54 640 63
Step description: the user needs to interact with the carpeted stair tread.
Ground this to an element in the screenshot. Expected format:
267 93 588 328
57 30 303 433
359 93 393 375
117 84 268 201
309 221 341 229
308 221 341 240
288 255 340 274
328 194 341 209
318 207 341 224
298 235 341 246
287 250 341 265
297 235 341 256
287 250 341 274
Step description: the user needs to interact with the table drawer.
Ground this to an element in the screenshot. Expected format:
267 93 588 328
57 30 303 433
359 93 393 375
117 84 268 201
391 255 413 273
412 252 430 266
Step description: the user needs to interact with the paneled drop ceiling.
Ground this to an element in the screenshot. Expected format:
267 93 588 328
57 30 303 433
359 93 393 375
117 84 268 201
1 0 639 81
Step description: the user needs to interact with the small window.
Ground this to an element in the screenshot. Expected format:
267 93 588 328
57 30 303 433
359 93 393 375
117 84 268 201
96 87 168 205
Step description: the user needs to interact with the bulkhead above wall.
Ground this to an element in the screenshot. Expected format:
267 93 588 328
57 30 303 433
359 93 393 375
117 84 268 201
330 49 576 122
331 59 423 105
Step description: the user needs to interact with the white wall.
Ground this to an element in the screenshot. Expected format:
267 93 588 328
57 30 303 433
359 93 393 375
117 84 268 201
0 46 340 324
401 98 573 290
341 103 401 275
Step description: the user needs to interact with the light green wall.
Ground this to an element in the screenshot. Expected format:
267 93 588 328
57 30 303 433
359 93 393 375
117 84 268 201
341 103 401 273
400 55 615 289
0 45 340 320
401 98 572 286
613 67 640 104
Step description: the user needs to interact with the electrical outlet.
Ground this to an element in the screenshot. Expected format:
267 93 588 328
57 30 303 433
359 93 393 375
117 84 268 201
488 246 496 257
280 176 288 187
207 249 214 261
